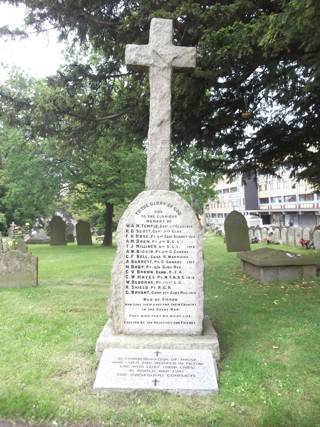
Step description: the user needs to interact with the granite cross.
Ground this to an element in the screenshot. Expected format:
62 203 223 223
125 18 196 190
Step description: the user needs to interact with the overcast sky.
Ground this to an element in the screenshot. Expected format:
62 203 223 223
0 3 65 81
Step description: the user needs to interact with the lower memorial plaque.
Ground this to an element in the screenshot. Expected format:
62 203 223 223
94 348 218 394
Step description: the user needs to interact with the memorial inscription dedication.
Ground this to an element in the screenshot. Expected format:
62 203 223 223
94 17 220 394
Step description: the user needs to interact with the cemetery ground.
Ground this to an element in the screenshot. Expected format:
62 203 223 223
0 237 320 427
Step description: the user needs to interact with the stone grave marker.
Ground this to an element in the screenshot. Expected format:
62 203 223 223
295 226 303 246
66 222 75 243
280 227 288 245
49 216 66 246
248 227 254 241
15 240 28 253
288 227 295 246
76 220 92 245
261 227 268 241
26 228 50 244
254 228 262 241
224 211 250 252
273 228 280 243
0 250 38 288
94 18 219 395
313 230 320 250
302 227 311 241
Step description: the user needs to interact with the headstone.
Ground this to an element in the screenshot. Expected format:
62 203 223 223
295 226 302 246
261 227 268 241
95 18 219 395
49 216 66 245
280 227 288 245
313 230 320 250
224 211 250 252
15 240 28 253
65 222 75 243
248 227 254 240
273 228 280 243
288 227 295 246
302 227 311 241
76 220 92 245
26 228 50 244
0 250 38 288
7 222 14 239
254 228 262 241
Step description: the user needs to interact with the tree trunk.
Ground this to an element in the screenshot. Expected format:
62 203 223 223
102 202 113 246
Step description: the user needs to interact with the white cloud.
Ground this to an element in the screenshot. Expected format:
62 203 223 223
0 3 66 81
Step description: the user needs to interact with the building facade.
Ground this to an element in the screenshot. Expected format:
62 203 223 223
205 172 320 228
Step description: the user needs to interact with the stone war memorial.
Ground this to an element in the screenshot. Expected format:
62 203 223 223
224 210 250 252
94 18 219 394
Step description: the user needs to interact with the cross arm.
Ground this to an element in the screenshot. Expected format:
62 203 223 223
125 44 151 68
171 46 196 69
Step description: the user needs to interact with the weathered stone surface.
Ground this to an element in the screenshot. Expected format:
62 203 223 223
248 228 254 240
65 222 75 243
49 216 66 246
108 190 204 335
0 250 38 288
273 227 280 243
302 227 311 241
126 18 196 191
313 230 320 250
76 220 92 245
255 228 262 241
96 317 220 362
288 227 295 246
238 248 320 283
224 211 250 252
261 227 267 240
15 240 28 253
26 229 50 244
94 348 218 394
295 226 302 246
280 227 288 244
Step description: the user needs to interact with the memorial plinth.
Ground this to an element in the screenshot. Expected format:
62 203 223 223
238 248 320 283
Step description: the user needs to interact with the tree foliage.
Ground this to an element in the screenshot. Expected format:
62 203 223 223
1 0 319 184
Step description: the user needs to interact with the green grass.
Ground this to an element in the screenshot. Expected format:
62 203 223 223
1 237 320 426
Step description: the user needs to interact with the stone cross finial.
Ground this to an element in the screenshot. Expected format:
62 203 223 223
125 18 196 190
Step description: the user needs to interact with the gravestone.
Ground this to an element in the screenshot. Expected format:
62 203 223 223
254 228 262 241
302 227 311 241
15 240 28 253
0 250 38 288
295 226 303 246
280 227 288 245
95 18 219 395
26 228 50 244
273 228 280 243
313 230 320 250
224 211 250 252
261 227 268 241
248 227 254 241
66 222 75 243
76 220 92 245
288 227 295 246
49 216 66 246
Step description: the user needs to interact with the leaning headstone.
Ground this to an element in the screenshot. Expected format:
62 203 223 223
49 216 66 246
0 250 38 288
288 227 295 246
313 230 320 250
26 229 50 244
295 226 303 246
76 220 92 245
280 227 288 245
224 211 250 252
95 18 219 395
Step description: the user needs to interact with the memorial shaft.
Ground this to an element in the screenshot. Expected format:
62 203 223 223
125 18 196 190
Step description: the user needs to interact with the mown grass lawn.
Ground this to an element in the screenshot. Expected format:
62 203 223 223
1 235 320 426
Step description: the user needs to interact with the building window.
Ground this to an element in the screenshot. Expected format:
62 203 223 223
259 197 269 204
270 196 282 203
230 187 237 193
284 195 296 202
223 188 229 194
299 193 314 201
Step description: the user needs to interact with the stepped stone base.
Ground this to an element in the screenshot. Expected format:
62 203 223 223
95 316 220 362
